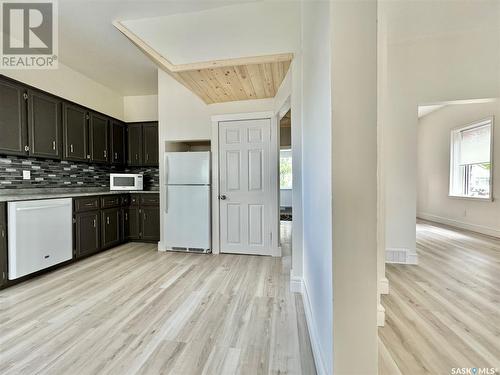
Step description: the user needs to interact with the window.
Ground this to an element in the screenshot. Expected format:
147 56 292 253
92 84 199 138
280 149 292 189
450 118 493 199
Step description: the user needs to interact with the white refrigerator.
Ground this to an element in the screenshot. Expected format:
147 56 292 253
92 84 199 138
164 151 211 253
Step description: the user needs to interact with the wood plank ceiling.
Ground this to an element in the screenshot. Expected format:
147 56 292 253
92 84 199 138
113 21 293 104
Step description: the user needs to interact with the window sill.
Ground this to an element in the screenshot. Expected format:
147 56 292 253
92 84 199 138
448 195 493 202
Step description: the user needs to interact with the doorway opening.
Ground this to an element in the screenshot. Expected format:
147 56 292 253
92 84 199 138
279 109 293 258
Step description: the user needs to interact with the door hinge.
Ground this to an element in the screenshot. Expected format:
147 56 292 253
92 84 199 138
23 93 28 100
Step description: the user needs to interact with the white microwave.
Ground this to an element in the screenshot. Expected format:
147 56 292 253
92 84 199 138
110 173 144 191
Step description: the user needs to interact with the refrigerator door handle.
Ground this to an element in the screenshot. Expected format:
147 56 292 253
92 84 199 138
164 154 169 213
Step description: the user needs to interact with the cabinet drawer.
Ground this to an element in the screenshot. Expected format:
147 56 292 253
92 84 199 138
141 194 160 206
129 194 141 206
121 194 130 206
74 197 100 212
101 195 121 209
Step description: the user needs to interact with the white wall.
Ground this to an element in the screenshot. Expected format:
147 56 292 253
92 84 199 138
417 100 500 237
1 62 124 120
301 1 333 373
124 95 158 122
380 0 500 261
331 1 378 374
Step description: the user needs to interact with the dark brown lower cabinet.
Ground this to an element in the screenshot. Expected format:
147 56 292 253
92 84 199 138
101 208 121 249
142 207 160 241
0 203 7 287
74 194 159 259
124 207 141 241
75 211 100 258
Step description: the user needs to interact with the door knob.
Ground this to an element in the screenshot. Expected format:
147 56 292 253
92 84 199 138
219 195 227 200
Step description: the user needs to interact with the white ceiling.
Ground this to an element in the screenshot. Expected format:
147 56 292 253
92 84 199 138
57 0 247 96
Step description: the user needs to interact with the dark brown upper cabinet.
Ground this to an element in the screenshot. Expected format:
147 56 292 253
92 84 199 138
63 103 88 162
127 123 143 166
27 90 62 159
0 77 27 156
110 120 126 166
142 122 159 166
89 112 109 164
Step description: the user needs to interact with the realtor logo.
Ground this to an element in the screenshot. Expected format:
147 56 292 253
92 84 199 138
0 0 58 69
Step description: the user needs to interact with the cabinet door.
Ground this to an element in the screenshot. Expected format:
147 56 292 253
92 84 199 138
0 203 7 287
63 103 88 162
28 90 62 159
142 207 160 241
124 207 141 240
0 78 27 156
101 208 121 249
75 212 100 258
110 120 126 166
142 122 158 166
89 112 109 164
127 124 143 166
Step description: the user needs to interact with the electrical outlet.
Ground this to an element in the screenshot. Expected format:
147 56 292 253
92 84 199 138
23 170 31 180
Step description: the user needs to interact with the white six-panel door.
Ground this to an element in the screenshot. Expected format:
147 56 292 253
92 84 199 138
219 119 272 255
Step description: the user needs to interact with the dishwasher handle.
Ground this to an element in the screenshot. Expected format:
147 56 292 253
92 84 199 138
16 203 71 212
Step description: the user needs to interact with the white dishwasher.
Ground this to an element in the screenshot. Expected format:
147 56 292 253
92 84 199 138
8 198 73 279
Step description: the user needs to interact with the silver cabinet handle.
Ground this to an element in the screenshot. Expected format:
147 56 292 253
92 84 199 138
52 141 56 150
114 152 118 160
219 195 227 200
70 144 74 153
146 154 149 161
125 213 128 221
92 219 96 228
135 154 138 160
107 216 110 225
104 150 107 158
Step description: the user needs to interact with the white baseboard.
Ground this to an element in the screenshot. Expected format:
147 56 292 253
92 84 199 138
294 276 329 375
379 277 389 295
377 304 385 327
386 247 418 265
418 212 500 238
290 275 303 294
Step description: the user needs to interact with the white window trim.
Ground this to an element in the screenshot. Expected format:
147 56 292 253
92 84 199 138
448 116 494 201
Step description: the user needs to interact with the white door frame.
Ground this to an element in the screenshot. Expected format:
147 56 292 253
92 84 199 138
211 111 281 256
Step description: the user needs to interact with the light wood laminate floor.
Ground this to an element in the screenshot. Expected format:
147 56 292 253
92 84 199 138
379 220 500 374
0 222 315 375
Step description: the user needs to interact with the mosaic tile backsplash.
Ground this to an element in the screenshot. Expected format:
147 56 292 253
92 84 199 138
0 156 159 191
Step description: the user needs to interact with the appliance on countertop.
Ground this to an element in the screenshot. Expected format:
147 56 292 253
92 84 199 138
8 198 73 279
164 151 211 253
110 173 144 191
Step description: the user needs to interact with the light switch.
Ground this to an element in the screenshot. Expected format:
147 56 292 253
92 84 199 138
23 170 31 180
